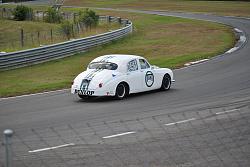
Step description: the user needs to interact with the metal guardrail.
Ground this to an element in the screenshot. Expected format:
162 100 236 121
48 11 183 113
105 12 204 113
0 16 132 71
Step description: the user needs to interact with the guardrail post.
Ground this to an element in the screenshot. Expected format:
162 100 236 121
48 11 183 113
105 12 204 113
3 129 14 167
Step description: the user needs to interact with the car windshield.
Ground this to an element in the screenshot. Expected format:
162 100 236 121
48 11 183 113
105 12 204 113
88 62 118 70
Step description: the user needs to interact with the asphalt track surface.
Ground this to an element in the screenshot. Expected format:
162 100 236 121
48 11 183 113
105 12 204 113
0 6 250 167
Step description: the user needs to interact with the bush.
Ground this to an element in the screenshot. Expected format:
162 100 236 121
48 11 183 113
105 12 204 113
12 5 33 21
44 7 63 23
78 8 99 30
59 20 74 40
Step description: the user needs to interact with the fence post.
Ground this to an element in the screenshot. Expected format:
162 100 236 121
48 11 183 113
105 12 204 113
126 20 129 25
20 29 24 48
36 11 39 21
1 8 4 19
42 11 45 21
107 16 111 23
72 24 75 38
3 129 14 167
50 29 53 43
37 31 40 45
76 23 80 37
73 13 77 24
117 17 121 24
31 33 34 45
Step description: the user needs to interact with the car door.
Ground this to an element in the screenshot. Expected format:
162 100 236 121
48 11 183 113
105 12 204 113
138 58 156 91
126 59 142 93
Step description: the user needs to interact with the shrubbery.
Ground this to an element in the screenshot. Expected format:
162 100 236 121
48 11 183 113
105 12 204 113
12 5 33 21
44 7 63 23
59 20 74 40
78 8 99 30
58 9 99 40
11 6 100 41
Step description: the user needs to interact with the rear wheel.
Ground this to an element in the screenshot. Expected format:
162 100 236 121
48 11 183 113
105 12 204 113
115 83 127 100
161 74 171 91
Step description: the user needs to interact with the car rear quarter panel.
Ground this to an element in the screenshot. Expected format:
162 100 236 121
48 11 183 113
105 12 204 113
154 68 174 84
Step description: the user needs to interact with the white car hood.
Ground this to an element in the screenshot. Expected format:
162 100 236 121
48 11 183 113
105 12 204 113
74 69 119 90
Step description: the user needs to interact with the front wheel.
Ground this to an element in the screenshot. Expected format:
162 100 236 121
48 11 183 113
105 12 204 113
115 83 127 100
161 74 171 91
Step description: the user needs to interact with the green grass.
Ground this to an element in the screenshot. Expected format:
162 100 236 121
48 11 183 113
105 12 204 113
0 19 59 52
64 0 250 17
0 19 121 52
0 10 235 97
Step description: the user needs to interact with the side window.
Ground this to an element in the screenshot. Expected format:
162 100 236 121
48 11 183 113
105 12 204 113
139 59 150 69
127 59 138 72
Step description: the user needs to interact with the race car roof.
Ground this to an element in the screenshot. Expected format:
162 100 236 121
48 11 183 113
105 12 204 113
90 54 144 65
89 54 148 72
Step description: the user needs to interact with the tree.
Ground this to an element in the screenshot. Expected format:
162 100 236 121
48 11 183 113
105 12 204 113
44 7 62 23
13 5 33 21
59 20 73 40
78 8 99 30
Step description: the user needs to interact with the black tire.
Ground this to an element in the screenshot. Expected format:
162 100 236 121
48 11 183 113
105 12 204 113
161 74 171 91
115 83 127 100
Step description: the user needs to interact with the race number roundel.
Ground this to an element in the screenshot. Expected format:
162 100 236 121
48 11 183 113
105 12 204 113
145 71 154 87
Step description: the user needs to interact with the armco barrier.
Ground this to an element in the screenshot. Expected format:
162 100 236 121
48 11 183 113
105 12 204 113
0 16 132 71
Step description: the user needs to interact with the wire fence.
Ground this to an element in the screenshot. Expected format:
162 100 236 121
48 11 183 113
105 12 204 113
0 21 121 52
0 103 249 167
0 8 78 21
0 29 63 52
0 8 124 52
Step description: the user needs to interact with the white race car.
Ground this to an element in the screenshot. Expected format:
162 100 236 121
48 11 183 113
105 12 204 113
71 54 175 99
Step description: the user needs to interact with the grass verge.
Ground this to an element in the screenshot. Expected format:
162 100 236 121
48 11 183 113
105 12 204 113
0 19 121 52
64 0 250 17
0 10 235 97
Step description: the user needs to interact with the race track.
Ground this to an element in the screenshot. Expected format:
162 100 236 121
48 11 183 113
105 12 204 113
0 9 250 167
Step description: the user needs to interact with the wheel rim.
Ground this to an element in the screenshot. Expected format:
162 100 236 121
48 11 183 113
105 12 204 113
163 76 171 89
117 84 126 98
